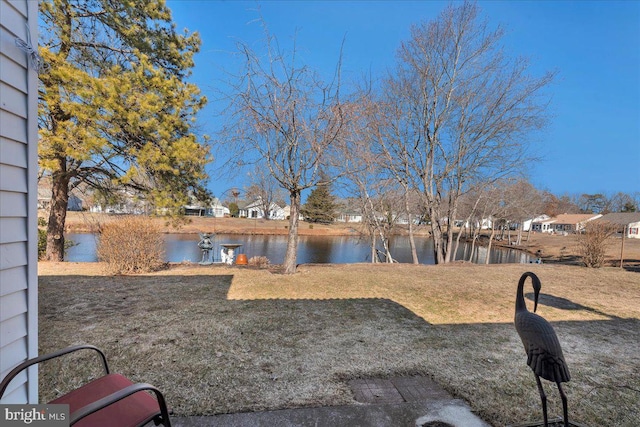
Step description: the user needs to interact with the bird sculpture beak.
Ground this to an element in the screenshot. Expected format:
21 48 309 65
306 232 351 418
533 288 539 313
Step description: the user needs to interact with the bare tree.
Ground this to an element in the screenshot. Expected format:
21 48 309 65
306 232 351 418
364 88 422 263
466 190 493 262
367 183 404 263
337 91 421 263
504 179 544 244
542 192 580 216
380 2 554 264
483 181 524 264
338 94 415 263
338 117 393 263
455 179 513 263
245 163 286 220
577 221 618 268
608 192 638 213
452 188 483 260
578 193 608 214
222 25 346 273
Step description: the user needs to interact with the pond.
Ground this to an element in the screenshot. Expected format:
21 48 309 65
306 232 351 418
65 233 531 265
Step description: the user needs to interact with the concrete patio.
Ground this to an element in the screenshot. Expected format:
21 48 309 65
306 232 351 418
171 376 491 427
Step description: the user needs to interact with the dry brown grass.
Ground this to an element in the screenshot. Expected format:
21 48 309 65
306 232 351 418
248 256 270 268
37 262 639 426
60 212 374 236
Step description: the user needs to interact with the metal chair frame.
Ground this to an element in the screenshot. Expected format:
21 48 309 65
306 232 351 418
0 344 171 426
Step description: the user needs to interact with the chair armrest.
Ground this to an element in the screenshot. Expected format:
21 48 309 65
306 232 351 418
70 383 171 426
0 345 109 399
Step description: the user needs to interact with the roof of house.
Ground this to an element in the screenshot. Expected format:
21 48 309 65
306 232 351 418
335 198 364 215
532 214 550 221
551 213 602 224
528 214 551 223
596 212 640 225
238 199 284 210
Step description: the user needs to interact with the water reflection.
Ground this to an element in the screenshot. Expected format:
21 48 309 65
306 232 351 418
66 233 531 265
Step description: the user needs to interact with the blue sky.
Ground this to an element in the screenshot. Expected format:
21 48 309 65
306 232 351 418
167 0 639 199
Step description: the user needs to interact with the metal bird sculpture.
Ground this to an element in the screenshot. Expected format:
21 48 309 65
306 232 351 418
514 272 571 427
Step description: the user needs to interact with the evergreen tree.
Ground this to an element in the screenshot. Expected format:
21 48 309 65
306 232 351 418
301 183 337 224
39 0 210 261
228 202 239 218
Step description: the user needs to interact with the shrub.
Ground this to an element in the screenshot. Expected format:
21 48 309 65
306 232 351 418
576 221 618 268
248 256 270 269
97 216 165 274
38 228 47 260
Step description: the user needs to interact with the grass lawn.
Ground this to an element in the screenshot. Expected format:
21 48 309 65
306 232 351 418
38 262 639 426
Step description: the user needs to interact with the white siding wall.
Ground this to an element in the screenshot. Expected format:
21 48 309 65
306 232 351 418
628 221 640 239
0 0 39 404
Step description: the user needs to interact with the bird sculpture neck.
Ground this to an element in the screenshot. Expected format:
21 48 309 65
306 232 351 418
516 272 538 313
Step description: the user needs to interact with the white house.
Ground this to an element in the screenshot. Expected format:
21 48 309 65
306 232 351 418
596 212 640 239
335 210 363 223
281 205 302 221
183 204 207 216
185 197 231 218
456 217 494 230
207 197 230 218
335 200 363 223
0 0 39 403
531 217 556 233
532 213 602 234
239 198 286 220
38 180 84 211
88 188 147 214
268 204 286 220
523 214 550 232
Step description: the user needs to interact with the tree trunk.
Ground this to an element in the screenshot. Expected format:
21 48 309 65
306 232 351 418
443 205 458 263
283 190 301 274
444 205 456 262
453 227 465 262
370 232 377 263
382 237 394 263
485 226 497 264
468 226 479 262
431 222 446 264
404 191 418 264
374 225 393 263
407 218 418 264
407 211 420 264
46 170 70 261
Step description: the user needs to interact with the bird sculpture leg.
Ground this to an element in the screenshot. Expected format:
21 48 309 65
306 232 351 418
535 375 548 427
557 381 569 427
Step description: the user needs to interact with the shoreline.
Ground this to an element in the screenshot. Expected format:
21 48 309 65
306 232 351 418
55 212 640 268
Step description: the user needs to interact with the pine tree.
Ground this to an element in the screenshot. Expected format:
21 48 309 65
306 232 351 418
301 183 337 224
39 0 210 261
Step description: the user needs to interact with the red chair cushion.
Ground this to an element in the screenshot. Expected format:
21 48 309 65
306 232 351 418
50 373 162 427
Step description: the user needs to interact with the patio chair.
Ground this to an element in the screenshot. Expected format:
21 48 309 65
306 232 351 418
0 344 171 426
